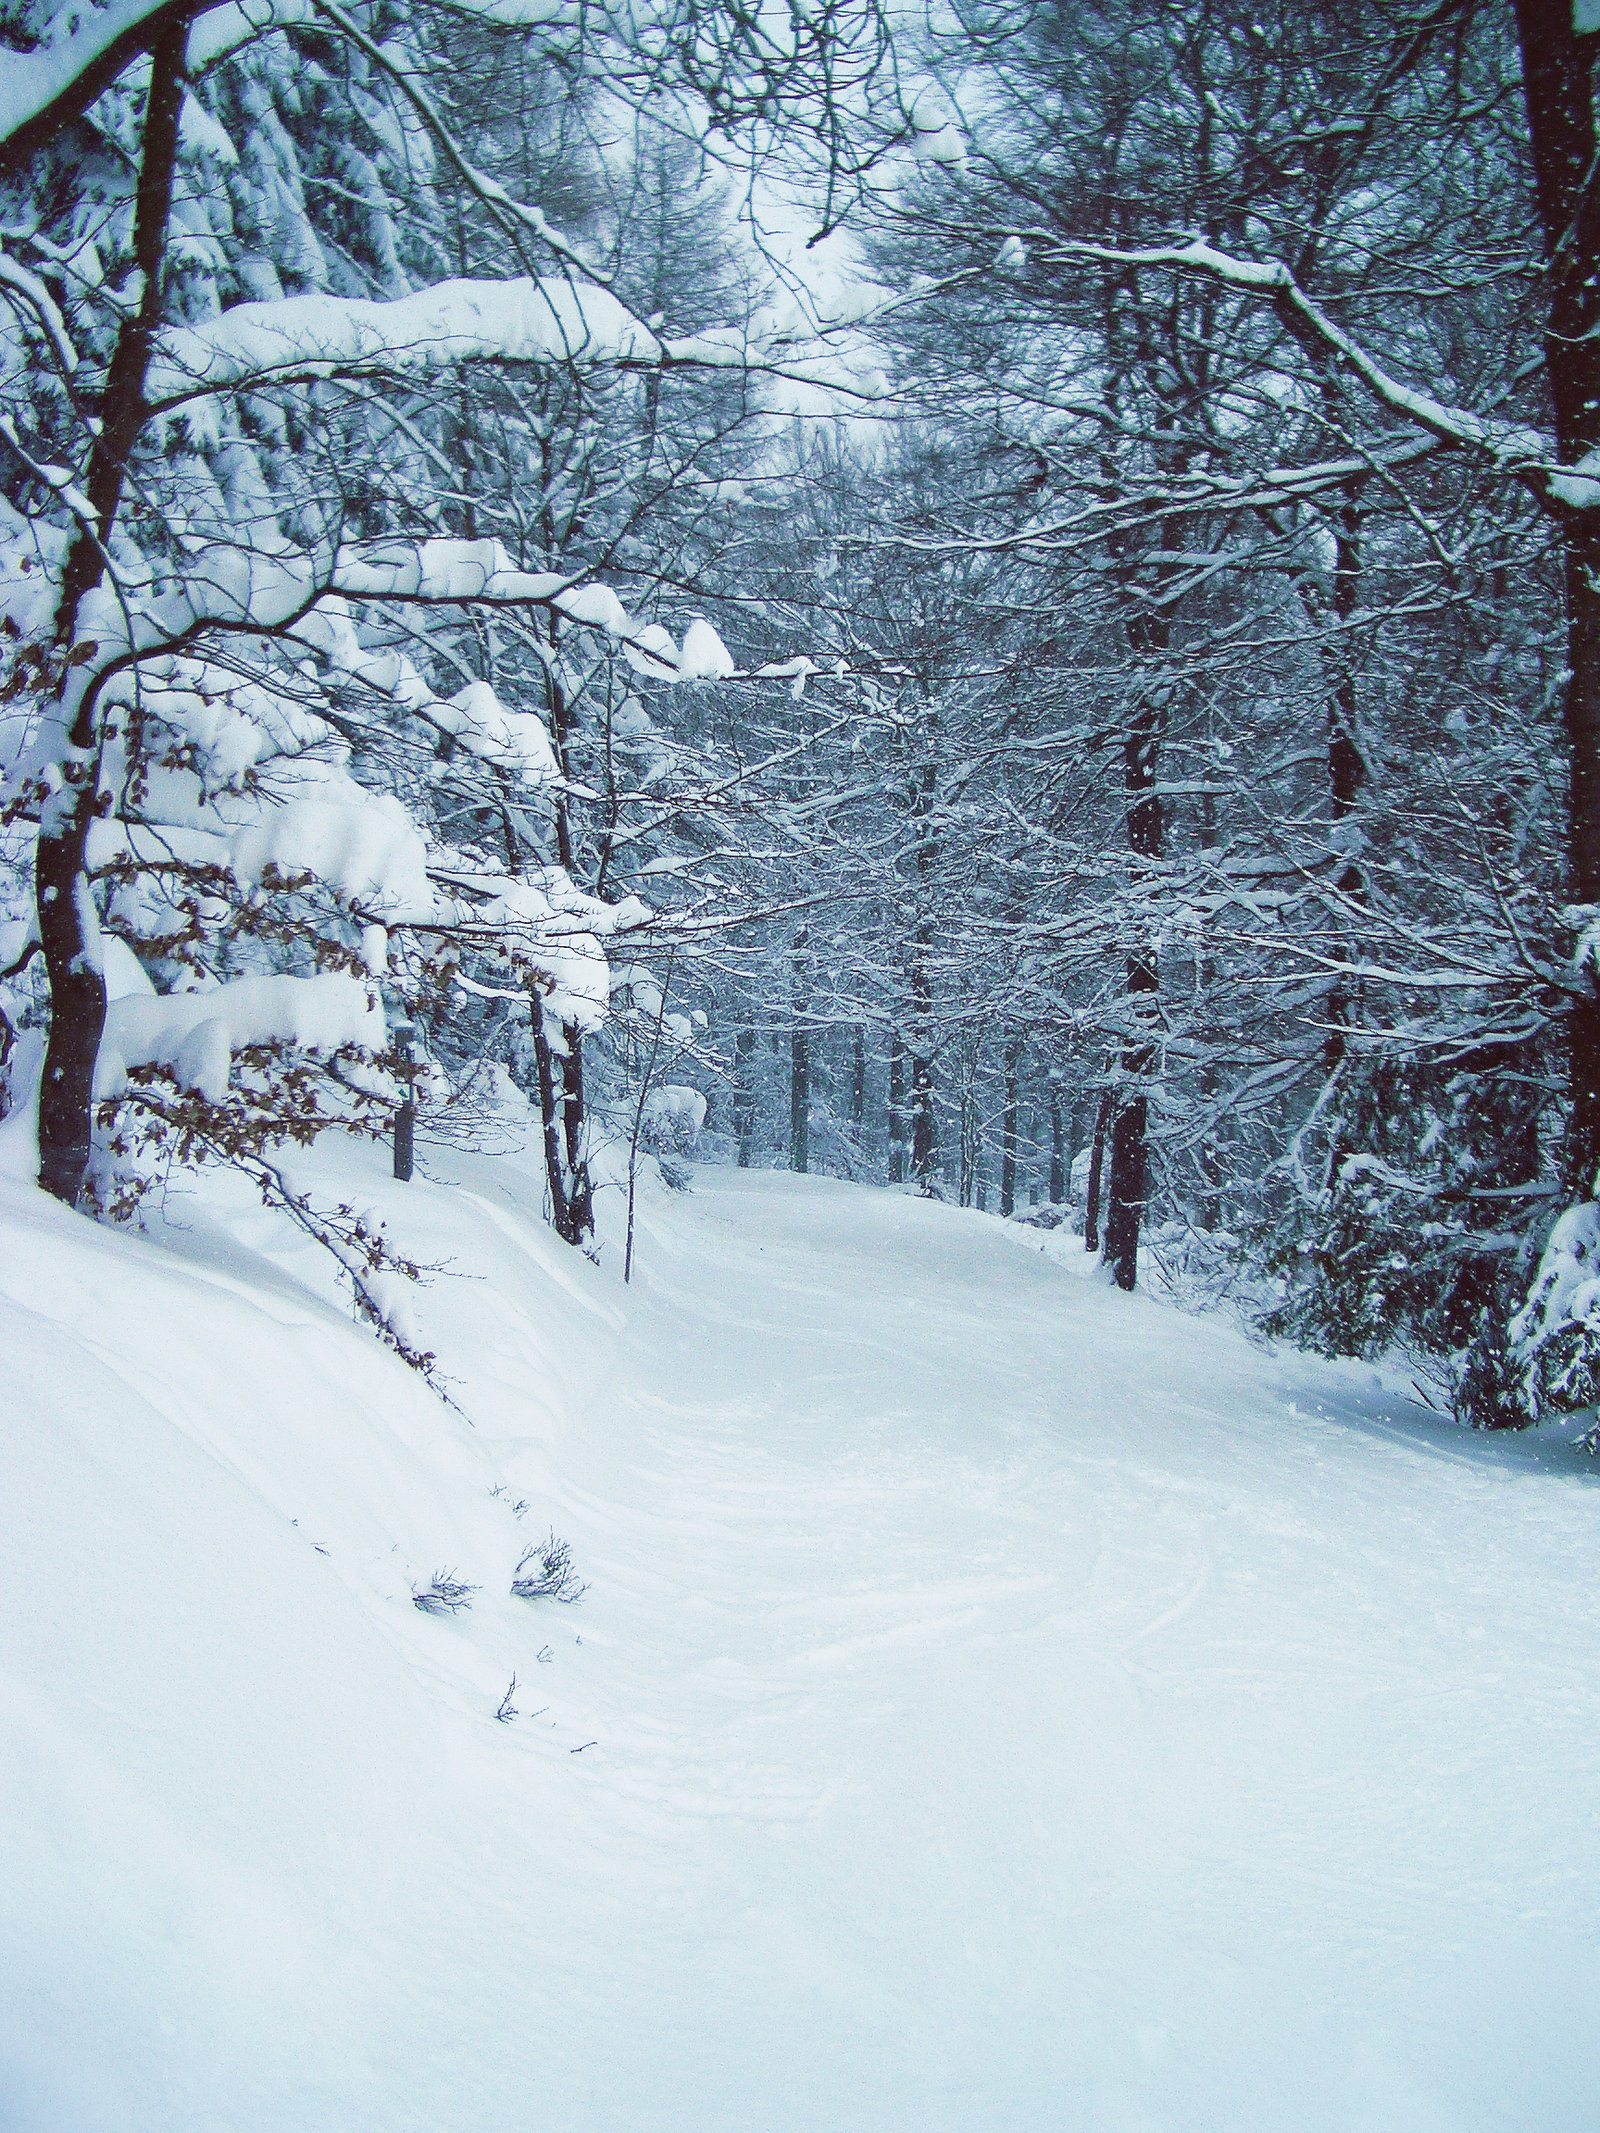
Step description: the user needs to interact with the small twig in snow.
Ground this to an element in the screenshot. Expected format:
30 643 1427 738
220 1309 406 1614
412 1568 478 1615
511 1530 588 1604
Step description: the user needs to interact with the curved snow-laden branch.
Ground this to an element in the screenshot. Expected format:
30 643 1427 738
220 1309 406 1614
144 280 662 407
43 535 746 753
1021 233 1578 513
144 274 889 413
0 251 79 371
853 439 1444 558
0 0 196 182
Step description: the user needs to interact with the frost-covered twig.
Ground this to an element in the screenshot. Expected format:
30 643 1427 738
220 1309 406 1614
1020 233 1576 513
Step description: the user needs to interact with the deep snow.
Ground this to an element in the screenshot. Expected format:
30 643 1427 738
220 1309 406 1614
5 1139 1600 2131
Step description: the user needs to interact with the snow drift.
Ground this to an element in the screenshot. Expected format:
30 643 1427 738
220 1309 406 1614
6 1131 1600 2130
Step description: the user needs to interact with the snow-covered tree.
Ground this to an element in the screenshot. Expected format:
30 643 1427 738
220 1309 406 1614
0 0 872 1331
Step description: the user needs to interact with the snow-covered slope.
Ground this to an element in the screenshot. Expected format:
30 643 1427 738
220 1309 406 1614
6 1146 1600 2131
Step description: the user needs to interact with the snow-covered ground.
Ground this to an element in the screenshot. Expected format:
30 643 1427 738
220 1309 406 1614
6 1136 1600 2131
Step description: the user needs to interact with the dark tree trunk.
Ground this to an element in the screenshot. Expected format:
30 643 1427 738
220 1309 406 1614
51 19 187 639
1084 1089 1113 1254
850 1023 866 1129
531 995 572 1237
1104 1090 1148 1291
888 1028 906 1182
734 1025 756 1168
36 21 188 1206
1319 497 1366 1090
35 814 105 1204
909 1046 936 1187
908 938 937 1189
530 994 592 1244
1048 1079 1066 1203
1565 533 1600 1194
1104 635 1165 1289
999 1031 1021 1217
559 1023 593 1238
1515 0 1600 1195
1096 515 1173 1285
790 1024 810 1173
1196 782 1225 1228
790 934 809 1174
906 742 939 1192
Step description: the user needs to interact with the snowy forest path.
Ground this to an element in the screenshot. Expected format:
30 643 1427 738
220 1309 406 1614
497 1169 1600 2130
10 1158 1600 2131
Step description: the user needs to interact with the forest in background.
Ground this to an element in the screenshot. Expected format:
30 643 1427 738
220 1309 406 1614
2 0 1597 1429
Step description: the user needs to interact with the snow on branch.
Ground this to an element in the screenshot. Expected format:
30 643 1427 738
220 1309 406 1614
59 537 750 728
0 251 79 372
0 0 194 179
146 279 663 405
145 274 888 410
184 0 313 68
1027 234 1577 512
0 0 577 182
95 969 385 1104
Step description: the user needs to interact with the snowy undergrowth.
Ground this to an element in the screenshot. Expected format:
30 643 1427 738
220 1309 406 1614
8 1142 1600 2130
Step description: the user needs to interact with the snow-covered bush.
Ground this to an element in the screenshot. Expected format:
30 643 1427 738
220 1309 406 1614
1457 1205 1600 1437
639 1084 707 1158
1012 1202 1072 1232
1255 1056 1543 1378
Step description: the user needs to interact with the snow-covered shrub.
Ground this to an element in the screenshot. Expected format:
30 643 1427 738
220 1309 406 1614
1012 1202 1071 1232
1140 1218 1266 1322
1457 1204 1600 1435
640 1084 707 1158
803 1102 881 1183
1256 1056 1544 1370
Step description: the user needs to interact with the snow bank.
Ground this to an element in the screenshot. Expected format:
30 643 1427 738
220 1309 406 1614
0 1123 621 2129
7 1153 1600 2131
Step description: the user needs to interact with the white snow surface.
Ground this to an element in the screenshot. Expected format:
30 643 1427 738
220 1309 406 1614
5 1152 1600 2129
